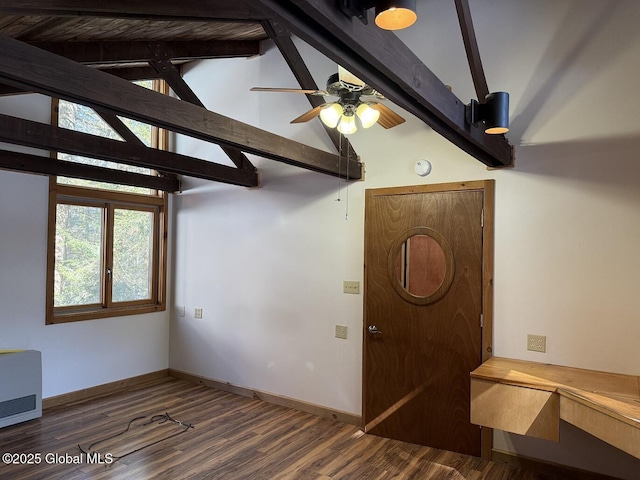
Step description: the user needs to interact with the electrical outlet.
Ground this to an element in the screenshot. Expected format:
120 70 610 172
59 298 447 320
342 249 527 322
194 308 203 319
343 281 360 294
177 306 185 317
527 334 546 353
335 325 348 339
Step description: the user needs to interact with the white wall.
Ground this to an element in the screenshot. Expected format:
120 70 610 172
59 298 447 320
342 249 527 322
170 45 364 414
170 1 640 477
1 1 636 476
0 94 171 398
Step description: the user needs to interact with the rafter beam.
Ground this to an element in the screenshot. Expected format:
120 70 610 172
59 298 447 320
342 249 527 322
0 36 361 180
455 0 489 101
98 66 162 81
0 0 267 21
0 149 180 192
262 19 358 160
0 113 259 187
93 105 180 183
148 58 256 171
93 107 146 146
0 83 26 96
28 40 261 65
1 65 163 95
257 0 513 167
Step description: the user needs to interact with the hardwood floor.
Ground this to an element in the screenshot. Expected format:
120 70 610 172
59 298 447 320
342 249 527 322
0 378 558 479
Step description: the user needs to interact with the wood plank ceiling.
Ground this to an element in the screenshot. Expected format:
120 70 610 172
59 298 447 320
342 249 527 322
0 0 514 192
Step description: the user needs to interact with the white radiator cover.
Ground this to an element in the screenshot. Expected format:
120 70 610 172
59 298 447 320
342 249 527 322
0 350 42 428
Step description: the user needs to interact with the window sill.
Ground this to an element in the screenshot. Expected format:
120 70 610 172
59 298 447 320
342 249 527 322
47 303 166 324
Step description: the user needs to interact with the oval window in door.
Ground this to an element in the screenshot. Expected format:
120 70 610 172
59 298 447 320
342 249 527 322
387 227 455 305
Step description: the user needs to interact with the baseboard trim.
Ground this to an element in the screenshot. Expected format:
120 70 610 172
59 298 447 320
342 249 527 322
492 449 622 480
42 369 169 410
168 368 362 427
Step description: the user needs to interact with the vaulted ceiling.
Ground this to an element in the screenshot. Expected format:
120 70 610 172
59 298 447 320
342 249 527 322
0 0 514 192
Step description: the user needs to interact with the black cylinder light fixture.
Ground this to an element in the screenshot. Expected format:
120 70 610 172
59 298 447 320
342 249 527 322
374 0 418 30
466 92 510 135
483 92 509 134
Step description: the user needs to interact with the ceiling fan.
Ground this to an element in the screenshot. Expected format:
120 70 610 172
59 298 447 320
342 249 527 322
251 66 405 135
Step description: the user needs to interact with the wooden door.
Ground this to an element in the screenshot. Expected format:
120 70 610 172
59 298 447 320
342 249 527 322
363 181 494 457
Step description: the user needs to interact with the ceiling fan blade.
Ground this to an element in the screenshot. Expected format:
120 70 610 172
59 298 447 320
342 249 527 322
290 103 331 124
250 87 329 96
371 103 406 129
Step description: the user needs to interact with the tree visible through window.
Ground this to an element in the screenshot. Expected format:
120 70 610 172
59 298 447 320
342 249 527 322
46 80 167 324
112 207 154 303
54 203 102 307
57 81 154 194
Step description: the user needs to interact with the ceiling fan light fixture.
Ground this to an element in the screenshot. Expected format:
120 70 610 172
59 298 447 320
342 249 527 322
356 103 381 128
375 0 417 31
319 103 343 128
337 114 357 135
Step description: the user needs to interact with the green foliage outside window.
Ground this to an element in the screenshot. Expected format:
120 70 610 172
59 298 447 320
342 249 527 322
112 208 154 303
54 204 102 307
57 80 155 194
48 80 166 322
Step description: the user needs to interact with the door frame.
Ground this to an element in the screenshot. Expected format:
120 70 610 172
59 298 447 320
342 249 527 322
362 179 495 458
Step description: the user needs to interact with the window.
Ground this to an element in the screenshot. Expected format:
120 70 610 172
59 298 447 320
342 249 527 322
46 81 167 324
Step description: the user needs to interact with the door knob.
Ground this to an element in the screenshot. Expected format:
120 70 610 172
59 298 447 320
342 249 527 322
368 325 383 335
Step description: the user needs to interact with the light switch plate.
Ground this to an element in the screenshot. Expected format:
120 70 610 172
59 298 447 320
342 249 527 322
343 281 360 294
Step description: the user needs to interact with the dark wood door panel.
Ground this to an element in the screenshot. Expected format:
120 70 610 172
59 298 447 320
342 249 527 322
364 185 485 456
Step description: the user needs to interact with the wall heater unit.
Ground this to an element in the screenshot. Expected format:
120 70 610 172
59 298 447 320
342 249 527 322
0 350 42 428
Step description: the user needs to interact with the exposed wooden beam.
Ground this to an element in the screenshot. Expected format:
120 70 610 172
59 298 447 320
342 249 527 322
262 19 358 160
93 106 179 183
0 36 361 179
2 65 164 96
93 108 146 146
148 58 257 172
0 0 267 21
0 83 26 96
454 0 489 101
0 149 180 192
258 0 513 168
0 113 259 187
1 66 163 96
98 66 162 81
28 40 261 65
147 60 202 106
15 17 76 40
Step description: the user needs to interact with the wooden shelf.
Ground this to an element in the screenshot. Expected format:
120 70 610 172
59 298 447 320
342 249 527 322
470 357 640 458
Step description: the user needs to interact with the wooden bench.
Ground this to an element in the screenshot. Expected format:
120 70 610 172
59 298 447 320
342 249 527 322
470 357 640 459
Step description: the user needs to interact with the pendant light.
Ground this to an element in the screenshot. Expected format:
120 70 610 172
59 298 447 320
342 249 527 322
374 0 417 31
338 1 418 31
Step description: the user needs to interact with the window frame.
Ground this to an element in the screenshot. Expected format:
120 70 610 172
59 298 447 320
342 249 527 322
47 186 166 323
46 84 168 325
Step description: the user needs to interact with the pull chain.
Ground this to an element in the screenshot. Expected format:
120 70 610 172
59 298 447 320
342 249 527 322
344 135 349 221
335 133 350 221
336 133 342 203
